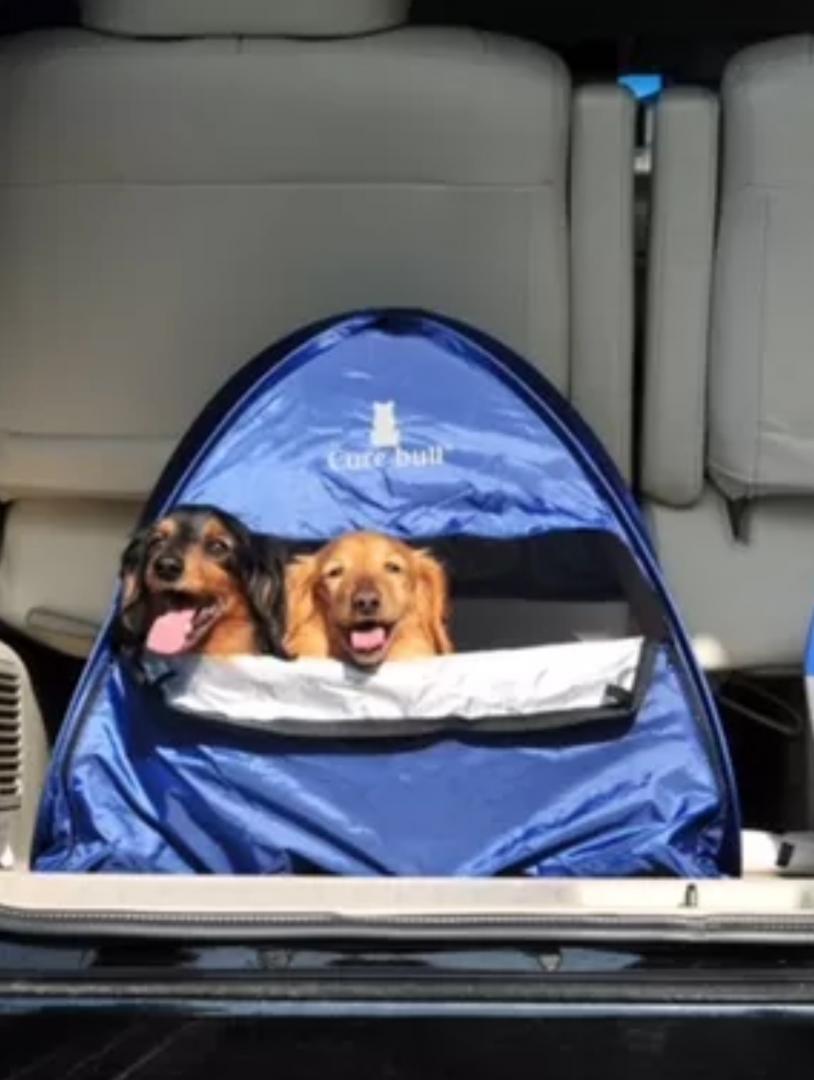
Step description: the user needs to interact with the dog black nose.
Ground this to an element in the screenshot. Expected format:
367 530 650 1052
352 588 381 617
154 554 184 583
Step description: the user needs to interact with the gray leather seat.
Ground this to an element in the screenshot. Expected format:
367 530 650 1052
644 38 814 670
0 0 635 654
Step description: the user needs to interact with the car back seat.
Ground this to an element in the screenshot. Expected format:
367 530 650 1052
643 38 814 670
0 0 635 656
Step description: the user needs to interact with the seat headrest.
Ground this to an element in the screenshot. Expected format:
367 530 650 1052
80 0 409 38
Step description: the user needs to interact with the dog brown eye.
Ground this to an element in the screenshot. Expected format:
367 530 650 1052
205 538 230 558
324 565 343 580
385 561 403 574
146 535 163 553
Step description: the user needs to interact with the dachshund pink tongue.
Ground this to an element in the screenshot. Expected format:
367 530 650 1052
350 626 387 653
146 608 197 655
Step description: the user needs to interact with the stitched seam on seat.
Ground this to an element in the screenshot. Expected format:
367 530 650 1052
614 91 631 474
690 105 717 502
0 180 555 190
734 181 814 193
751 189 771 492
569 90 631 475
646 99 713 506
522 188 534 378
643 103 669 500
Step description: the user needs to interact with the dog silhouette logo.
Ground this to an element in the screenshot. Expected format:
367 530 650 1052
370 401 401 449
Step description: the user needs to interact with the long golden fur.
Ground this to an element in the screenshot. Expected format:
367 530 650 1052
285 532 453 667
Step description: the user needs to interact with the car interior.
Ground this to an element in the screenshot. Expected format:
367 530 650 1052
4 0 814 934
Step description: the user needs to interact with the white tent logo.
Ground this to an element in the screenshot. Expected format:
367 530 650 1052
370 401 401 449
327 399 445 472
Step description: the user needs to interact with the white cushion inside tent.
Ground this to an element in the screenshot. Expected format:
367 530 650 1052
147 637 645 738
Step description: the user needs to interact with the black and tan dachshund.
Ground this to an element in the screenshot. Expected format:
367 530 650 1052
114 505 285 659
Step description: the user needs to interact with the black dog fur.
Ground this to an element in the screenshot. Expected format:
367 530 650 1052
113 504 286 660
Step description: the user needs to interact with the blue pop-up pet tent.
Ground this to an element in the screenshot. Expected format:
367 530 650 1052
34 310 740 877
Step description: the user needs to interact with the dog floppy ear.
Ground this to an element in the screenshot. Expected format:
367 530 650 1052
414 548 453 655
112 525 151 655
283 553 329 658
244 537 286 657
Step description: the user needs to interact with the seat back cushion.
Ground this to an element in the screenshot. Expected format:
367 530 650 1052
643 89 719 507
709 36 814 500
80 0 409 38
0 26 570 501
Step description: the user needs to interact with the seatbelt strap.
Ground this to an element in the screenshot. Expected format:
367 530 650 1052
725 497 751 544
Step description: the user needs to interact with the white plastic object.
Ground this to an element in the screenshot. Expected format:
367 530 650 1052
0 641 48 870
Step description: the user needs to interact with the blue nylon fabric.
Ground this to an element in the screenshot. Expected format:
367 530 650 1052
180 325 621 541
34 652 722 877
34 311 738 877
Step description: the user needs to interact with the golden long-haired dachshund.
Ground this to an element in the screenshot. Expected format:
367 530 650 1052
285 532 453 668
